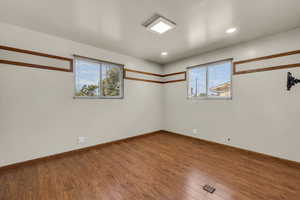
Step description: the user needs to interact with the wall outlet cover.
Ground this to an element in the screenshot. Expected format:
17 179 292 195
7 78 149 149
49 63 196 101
192 129 198 134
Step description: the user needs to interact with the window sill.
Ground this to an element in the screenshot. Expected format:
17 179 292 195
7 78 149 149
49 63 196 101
187 96 232 100
73 96 124 100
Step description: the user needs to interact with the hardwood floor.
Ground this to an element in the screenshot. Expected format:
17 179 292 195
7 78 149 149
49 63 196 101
0 131 300 200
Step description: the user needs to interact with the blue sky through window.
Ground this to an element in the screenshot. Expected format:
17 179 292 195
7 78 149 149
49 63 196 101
75 60 100 95
208 62 231 96
189 61 231 97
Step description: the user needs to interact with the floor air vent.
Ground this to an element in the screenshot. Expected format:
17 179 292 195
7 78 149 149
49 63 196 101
203 184 216 194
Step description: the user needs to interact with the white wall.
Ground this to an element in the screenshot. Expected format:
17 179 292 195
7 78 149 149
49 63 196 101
0 22 164 167
163 28 300 162
1 22 300 167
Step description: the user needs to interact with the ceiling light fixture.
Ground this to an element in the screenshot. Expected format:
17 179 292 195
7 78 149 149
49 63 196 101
161 52 168 56
144 15 176 34
226 27 237 34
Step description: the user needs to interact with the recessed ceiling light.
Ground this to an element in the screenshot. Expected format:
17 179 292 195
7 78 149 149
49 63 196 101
226 27 237 34
145 16 176 34
161 52 168 56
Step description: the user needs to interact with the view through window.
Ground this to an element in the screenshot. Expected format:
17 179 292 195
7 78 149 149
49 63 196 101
187 59 232 99
75 57 124 99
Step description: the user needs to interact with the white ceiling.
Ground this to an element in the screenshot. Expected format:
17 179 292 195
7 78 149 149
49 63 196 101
0 0 300 64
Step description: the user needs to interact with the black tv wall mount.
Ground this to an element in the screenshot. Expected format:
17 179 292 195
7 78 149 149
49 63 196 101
287 72 300 91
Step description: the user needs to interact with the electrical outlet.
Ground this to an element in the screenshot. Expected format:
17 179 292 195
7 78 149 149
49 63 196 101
227 138 231 142
192 129 198 134
77 136 86 144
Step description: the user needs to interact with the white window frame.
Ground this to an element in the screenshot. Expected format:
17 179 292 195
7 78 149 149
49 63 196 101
187 58 233 100
74 56 124 99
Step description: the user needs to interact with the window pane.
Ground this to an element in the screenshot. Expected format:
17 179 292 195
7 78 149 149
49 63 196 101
207 61 231 97
188 67 206 98
75 59 100 97
101 63 122 97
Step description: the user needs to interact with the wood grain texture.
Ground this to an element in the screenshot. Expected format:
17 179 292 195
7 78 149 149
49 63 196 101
1 131 299 200
0 45 73 72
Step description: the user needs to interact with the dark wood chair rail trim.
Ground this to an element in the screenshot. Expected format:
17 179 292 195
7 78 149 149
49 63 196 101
124 70 186 78
0 45 73 61
0 45 73 72
234 50 300 65
163 71 186 77
164 71 187 83
233 49 300 75
125 68 163 77
124 68 186 84
0 60 72 72
164 79 186 83
234 63 300 75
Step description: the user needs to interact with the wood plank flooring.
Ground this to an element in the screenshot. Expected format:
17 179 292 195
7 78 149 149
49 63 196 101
0 131 300 200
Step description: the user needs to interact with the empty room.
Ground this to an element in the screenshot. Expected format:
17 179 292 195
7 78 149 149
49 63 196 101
1 0 300 199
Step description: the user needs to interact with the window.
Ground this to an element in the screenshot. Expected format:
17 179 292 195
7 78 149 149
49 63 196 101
74 56 124 99
187 59 232 99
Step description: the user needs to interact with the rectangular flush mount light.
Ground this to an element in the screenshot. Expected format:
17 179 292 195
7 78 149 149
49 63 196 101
146 16 176 34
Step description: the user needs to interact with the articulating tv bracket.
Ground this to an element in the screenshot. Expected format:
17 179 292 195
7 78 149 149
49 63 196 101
287 72 300 91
